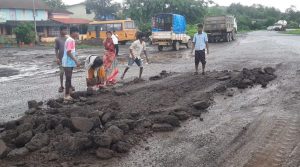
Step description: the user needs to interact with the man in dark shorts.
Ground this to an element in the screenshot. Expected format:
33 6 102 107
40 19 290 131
55 26 67 92
55 26 75 92
191 24 209 75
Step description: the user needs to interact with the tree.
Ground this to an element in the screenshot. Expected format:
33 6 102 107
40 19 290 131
14 23 35 44
124 0 212 31
86 0 121 20
42 0 65 9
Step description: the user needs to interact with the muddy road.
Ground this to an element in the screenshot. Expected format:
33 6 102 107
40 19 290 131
0 31 300 167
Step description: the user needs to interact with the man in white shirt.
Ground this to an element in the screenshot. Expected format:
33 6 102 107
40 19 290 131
121 33 148 80
112 30 119 56
191 24 209 75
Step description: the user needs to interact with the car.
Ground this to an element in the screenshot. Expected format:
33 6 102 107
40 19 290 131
267 26 274 31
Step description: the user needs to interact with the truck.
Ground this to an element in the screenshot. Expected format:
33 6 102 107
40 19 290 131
204 15 237 43
273 20 287 31
151 13 192 51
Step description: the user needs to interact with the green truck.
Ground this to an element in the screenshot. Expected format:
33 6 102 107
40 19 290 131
204 15 237 43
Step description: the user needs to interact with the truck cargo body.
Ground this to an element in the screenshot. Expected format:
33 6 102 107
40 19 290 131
204 15 237 43
152 13 191 51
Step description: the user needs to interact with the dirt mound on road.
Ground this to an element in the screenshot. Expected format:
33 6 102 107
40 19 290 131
0 68 276 166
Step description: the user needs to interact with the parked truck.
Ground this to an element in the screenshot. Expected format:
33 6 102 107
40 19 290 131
204 15 237 43
151 13 192 51
273 20 287 31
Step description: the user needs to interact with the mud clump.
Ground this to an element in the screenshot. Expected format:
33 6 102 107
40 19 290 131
149 70 174 81
229 67 277 89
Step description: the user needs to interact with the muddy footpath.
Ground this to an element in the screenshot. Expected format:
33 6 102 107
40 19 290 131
0 66 277 167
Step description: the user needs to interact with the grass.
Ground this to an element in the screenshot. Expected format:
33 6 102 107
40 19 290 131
284 29 300 35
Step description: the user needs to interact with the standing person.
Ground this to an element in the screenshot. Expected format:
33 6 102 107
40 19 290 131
62 27 80 101
55 26 67 93
191 24 209 75
103 31 118 85
112 30 119 56
121 33 148 80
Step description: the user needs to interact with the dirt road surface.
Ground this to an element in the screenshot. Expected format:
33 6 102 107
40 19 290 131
0 31 300 167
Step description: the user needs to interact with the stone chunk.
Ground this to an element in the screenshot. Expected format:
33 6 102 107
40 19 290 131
152 123 174 132
96 148 114 160
71 117 94 132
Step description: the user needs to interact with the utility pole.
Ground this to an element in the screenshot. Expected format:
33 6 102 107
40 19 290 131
32 0 38 44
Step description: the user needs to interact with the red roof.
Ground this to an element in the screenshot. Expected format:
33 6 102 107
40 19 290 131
51 18 91 24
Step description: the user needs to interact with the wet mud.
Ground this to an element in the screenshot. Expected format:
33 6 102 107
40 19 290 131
0 67 276 166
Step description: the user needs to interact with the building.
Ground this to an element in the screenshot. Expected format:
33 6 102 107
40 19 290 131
66 3 95 20
0 0 91 42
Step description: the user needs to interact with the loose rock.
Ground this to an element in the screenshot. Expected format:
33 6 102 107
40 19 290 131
193 100 210 110
7 147 29 157
0 139 9 158
96 148 114 160
112 141 131 153
93 134 112 148
71 117 94 132
152 123 174 132
105 125 124 143
25 133 50 151
15 131 33 147
153 115 180 127
28 100 38 109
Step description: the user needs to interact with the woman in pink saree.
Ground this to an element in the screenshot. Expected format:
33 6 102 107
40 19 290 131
103 31 118 85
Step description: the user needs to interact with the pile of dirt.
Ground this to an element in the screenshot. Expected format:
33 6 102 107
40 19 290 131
229 67 277 88
0 68 277 166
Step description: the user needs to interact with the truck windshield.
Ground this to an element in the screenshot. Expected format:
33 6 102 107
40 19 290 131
152 14 173 31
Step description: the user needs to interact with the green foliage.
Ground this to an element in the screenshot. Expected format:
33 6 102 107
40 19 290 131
186 24 197 37
207 5 226 16
42 0 65 9
284 29 300 35
86 0 121 20
124 0 211 32
288 21 299 28
13 23 35 44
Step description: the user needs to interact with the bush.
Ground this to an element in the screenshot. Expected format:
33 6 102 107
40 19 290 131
13 23 35 44
187 24 197 38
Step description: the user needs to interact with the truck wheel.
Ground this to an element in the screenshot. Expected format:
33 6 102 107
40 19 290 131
173 41 180 51
186 40 192 48
232 32 236 41
225 33 230 42
158 45 163 51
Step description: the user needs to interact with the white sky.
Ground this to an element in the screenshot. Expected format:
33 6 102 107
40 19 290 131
62 0 300 12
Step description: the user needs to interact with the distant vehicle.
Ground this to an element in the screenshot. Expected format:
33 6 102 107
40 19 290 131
87 19 137 44
267 26 274 31
204 15 237 43
273 20 287 31
151 13 192 51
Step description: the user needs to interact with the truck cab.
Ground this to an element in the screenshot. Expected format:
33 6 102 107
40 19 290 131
152 13 191 51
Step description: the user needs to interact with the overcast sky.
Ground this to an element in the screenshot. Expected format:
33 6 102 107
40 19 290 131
62 0 299 12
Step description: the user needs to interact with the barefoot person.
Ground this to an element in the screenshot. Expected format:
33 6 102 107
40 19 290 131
55 26 67 93
121 33 148 80
62 27 80 100
103 31 119 85
191 24 209 75
85 55 106 89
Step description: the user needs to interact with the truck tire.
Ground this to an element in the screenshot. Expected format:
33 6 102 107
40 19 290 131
232 31 236 41
158 45 163 51
225 33 230 42
173 41 180 51
186 40 192 48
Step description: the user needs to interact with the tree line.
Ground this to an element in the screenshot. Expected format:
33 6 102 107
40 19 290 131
43 0 300 31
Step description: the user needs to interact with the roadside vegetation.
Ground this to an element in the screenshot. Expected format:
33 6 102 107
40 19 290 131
285 29 300 35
